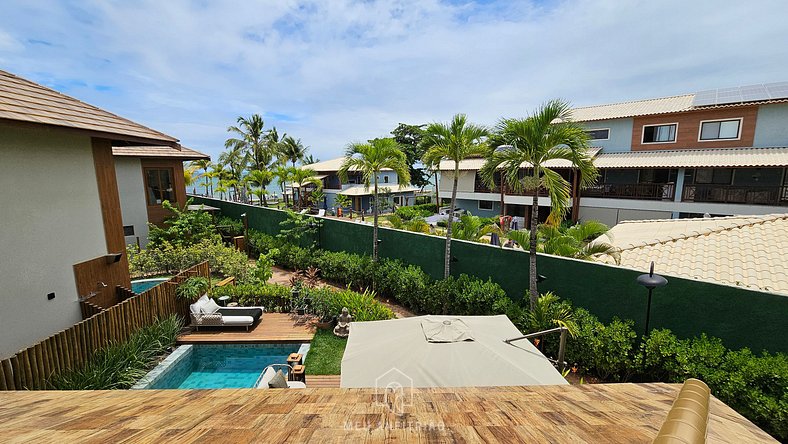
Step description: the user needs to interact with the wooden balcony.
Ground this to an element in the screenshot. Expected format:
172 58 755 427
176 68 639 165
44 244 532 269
581 183 676 200
683 184 788 206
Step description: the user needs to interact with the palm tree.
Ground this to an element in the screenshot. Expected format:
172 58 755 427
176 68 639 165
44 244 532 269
208 163 229 197
389 214 431 234
184 164 199 192
522 220 620 263
334 193 351 212
339 139 410 262
452 213 502 243
280 136 308 168
246 169 274 206
421 114 488 278
480 100 598 309
191 159 212 196
289 167 322 210
303 154 319 165
226 114 271 173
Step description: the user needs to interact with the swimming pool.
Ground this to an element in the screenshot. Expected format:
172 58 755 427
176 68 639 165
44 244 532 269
133 343 310 389
130 278 168 294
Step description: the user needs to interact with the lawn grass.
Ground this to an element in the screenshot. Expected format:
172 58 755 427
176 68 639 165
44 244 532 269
304 329 347 375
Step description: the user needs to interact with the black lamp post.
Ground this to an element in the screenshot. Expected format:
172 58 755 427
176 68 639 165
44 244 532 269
636 261 668 337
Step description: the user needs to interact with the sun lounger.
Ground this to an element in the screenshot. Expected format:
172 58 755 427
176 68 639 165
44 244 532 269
256 365 307 389
189 295 264 331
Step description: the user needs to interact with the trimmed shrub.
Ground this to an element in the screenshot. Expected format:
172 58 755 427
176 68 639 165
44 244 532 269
307 286 394 322
395 203 436 220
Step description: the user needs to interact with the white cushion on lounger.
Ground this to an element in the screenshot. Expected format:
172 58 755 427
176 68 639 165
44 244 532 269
190 294 210 314
201 298 221 314
287 381 306 389
221 315 254 326
258 367 276 389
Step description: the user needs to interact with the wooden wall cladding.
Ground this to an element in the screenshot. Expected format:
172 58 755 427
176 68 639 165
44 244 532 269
91 137 130 289
141 158 187 227
631 105 758 151
73 255 129 309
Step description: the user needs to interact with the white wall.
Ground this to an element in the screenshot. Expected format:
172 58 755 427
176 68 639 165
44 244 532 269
0 123 106 358
439 170 475 193
579 206 672 225
115 157 150 248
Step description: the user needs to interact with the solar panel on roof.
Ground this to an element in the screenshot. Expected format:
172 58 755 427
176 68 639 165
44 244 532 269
693 81 788 107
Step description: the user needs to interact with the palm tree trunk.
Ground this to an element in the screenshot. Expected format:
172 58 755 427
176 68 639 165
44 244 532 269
529 191 539 310
373 178 379 262
434 171 440 206
444 165 459 279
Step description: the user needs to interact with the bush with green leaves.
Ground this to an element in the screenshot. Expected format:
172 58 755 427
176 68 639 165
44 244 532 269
212 283 294 311
128 239 249 281
48 315 182 390
176 277 210 300
216 215 244 236
147 199 220 249
307 286 394 322
395 204 434 220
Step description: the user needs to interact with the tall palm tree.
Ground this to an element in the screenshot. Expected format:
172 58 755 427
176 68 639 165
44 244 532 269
512 220 620 264
208 163 228 197
191 159 212 196
226 114 271 173
280 136 308 168
246 169 274 206
184 164 199 191
218 147 248 201
273 165 293 208
421 114 488 278
339 139 410 262
480 100 597 309
303 154 319 165
289 167 322 210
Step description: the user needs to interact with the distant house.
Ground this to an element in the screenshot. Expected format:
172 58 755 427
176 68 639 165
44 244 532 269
597 214 788 294
440 82 788 226
299 157 419 212
0 69 205 357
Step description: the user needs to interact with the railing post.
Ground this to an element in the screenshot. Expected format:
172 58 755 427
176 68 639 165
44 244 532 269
558 327 567 372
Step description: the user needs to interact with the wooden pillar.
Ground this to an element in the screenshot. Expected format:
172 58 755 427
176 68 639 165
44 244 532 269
91 138 131 289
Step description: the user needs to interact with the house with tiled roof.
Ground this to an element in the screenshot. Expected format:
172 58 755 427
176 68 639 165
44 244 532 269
0 69 207 357
439 82 788 226
597 214 788 294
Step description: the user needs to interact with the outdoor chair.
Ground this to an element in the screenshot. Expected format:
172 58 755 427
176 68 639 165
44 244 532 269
189 294 264 331
256 364 306 389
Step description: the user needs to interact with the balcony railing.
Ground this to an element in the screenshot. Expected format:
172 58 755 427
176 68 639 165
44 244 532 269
581 183 676 200
682 185 788 206
473 183 549 196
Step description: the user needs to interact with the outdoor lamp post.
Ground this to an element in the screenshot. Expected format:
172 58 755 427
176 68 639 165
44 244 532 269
636 261 668 337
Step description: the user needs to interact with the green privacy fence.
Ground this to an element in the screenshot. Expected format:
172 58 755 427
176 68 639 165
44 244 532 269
193 196 788 353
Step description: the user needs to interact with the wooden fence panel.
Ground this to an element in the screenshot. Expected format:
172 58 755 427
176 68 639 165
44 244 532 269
0 261 209 390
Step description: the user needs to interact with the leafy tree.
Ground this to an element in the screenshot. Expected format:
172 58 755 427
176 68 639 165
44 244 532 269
480 100 597 309
147 199 219 249
277 210 319 245
339 139 411 261
310 188 326 209
421 114 489 278
280 135 308 168
452 213 501 243
391 123 429 188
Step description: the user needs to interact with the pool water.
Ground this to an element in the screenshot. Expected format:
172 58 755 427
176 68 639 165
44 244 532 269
139 344 309 389
131 278 168 294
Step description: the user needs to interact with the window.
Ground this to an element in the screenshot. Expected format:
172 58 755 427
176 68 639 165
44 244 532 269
699 119 741 141
585 128 610 140
478 200 493 210
123 225 135 236
384 176 389 183
694 168 733 185
145 168 175 205
642 124 677 143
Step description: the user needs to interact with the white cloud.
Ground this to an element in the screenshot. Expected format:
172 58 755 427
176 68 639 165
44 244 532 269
1 0 787 161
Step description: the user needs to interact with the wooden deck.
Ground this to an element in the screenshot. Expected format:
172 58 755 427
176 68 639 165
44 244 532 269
0 383 775 443
307 375 341 388
177 313 316 344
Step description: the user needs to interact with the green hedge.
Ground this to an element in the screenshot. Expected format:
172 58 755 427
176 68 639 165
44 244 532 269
395 203 437 220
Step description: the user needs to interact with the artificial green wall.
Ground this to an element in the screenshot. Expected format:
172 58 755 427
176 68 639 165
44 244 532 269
192 197 788 353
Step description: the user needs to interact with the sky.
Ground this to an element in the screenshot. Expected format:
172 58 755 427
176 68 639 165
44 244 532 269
1 0 788 162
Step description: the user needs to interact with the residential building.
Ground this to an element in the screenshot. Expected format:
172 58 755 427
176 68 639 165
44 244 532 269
0 69 198 357
439 82 788 226
300 157 419 212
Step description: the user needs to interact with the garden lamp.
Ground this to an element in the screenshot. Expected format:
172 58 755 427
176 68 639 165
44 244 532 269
636 261 668 337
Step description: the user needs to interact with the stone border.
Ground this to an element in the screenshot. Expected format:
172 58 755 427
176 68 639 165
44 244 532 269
131 344 193 389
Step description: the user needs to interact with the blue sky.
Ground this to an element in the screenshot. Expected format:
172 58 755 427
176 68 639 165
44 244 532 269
1 0 787 162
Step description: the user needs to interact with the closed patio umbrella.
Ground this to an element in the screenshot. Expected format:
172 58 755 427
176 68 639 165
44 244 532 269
490 232 500 246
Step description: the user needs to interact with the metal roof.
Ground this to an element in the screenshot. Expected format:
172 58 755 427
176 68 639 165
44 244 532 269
597 214 788 294
439 147 602 171
569 95 695 122
112 145 209 160
0 69 178 145
593 147 788 169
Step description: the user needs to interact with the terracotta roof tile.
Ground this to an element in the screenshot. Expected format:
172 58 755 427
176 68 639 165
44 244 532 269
0 70 178 144
598 214 788 294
